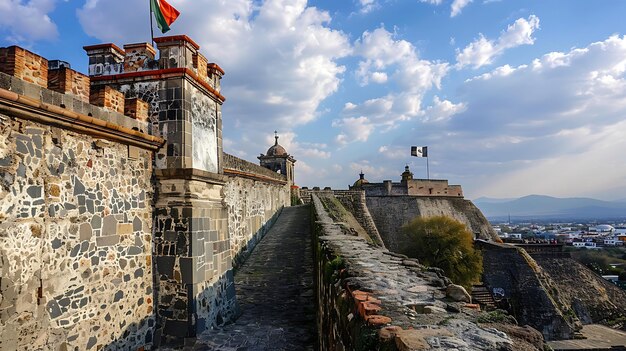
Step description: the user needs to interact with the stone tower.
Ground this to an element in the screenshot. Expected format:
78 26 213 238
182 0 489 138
85 36 233 344
258 132 296 186
401 164 414 183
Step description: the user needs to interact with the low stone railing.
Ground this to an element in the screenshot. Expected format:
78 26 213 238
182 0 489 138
311 194 526 350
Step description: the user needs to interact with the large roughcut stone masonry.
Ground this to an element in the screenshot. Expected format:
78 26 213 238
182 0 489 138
0 36 293 350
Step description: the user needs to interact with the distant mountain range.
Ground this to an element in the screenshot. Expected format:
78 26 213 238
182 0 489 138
473 195 626 220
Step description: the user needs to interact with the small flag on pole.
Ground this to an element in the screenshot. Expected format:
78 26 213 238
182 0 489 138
150 0 180 34
411 146 428 157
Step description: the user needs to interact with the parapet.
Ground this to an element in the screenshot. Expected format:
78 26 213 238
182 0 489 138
0 45 160 148
0 46 48 88
84 35 225 99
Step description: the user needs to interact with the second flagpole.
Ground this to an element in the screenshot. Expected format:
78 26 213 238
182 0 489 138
149 0 155 47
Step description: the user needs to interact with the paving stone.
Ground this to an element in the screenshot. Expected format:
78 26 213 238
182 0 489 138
169 206 315 351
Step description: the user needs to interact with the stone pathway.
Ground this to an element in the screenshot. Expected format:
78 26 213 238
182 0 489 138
185 205 316 350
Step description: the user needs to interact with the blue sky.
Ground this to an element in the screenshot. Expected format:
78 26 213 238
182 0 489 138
3 0 626 200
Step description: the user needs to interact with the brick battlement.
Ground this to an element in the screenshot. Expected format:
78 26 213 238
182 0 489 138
85 35 224 98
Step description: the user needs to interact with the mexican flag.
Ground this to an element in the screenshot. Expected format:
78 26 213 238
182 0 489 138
150 0 180 33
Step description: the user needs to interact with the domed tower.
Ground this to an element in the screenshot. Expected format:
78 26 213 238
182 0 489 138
352 171 369 188
258 131 296 186
401 164 414 183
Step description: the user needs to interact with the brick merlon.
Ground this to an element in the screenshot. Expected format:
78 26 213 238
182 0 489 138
153 35 200 50
82 43 125 56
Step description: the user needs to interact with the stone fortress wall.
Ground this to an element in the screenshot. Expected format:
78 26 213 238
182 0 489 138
301 167 498 253
0 38 291 350
311 193 544 351
0 46 162 350
366 195 498 253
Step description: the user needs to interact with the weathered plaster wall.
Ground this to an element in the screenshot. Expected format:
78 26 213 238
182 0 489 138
366 196 498 253
0 114 155 350
311 194 542 351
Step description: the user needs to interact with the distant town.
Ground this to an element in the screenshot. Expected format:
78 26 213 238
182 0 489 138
493 221 626 247
493 220 626 290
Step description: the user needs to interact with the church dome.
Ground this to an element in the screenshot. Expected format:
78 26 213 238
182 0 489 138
353 172 369 187
266 133 288 156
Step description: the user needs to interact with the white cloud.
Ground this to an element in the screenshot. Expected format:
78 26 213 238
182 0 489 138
336 27 449 144
450 0 472 17
358 0 379 13
263 131 331 159
333 117 375 145
0 0 59 42
349 161 387 180
422 96 467 122
370 71 388 83
444 35 626 197
456 15 540 68
378 145 407 159
77 0 350 129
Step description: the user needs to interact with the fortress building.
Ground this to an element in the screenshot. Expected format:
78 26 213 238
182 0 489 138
350 165 463 197
258 132 296 187
0 37 294 350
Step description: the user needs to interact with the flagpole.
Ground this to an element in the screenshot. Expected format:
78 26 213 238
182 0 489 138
149 0 155 47
427 156 430 180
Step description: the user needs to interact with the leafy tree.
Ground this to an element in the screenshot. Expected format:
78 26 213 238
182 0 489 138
401 216 483 288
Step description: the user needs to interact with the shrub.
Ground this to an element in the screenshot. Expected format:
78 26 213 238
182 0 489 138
401 215 483 288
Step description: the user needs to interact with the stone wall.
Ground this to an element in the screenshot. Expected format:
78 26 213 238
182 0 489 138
366 195 498 253
532 254 626 326
311 194 542 351
302 189 384 247
222 171 289 268
223 153 286 182
478 241 580 340
0 114 156 350
360 179 463 197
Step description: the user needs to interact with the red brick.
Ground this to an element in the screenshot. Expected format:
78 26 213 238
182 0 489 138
48 67 90 102
0 46 48 88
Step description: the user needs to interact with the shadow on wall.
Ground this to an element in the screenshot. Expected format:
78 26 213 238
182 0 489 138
231 207 283 270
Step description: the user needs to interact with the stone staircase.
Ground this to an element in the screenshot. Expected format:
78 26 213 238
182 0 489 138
471 285 497 311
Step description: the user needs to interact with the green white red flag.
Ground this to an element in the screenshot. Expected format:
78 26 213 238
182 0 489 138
150 0 180 33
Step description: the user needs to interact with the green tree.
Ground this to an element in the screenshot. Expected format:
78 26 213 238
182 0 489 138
401 215 483 288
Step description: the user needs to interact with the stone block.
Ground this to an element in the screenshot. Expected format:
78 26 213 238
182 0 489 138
47 67 90 102
124 98 149 122
117 223 133 235
123 43 156 73
96 235 119 247
89 85 125 114
156 256 175 278
0 46 48 88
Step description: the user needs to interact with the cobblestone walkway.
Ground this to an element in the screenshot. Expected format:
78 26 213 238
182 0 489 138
188 205 316 350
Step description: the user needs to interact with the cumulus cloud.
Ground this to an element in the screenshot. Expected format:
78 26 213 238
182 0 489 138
349 161 388 180
456 15 540 68
78 0 350 130
441 35 626 197
450 0 472 17
358 0 379 13
262 131 331 159
0 0 59 42
378 145 408 159
422 96 467 122
335 27 448 144
333 117 375 145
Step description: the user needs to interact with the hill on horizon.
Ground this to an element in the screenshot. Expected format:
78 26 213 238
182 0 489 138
473 194 626 220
